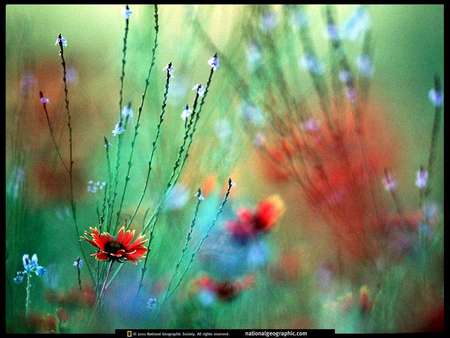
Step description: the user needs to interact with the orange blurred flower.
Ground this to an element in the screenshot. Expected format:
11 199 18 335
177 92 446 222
193 274 254 302
227 195 285 242
201 174 217 197
359 285 372 313
259 107 399 264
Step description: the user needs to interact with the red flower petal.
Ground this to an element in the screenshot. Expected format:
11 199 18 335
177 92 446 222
196 276 216 291
254 195 285 232
117 227 126 243
125 247 148 262
237 208 253 223
119 227 136 249
94 252 109 261
227 219 254 239
127 235 148 252
98 232 114 249
110 249 126 258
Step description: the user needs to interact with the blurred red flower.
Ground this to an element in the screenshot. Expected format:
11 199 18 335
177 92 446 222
31 160 86 203
45 285 95 308
227 195 285 242
269 250 301 283
259 108 400 265
56 307 69 322
26 313 57 333
194 275 254 302
359 285 372 314
418 304 444 332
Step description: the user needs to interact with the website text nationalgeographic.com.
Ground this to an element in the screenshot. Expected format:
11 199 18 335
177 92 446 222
245 330 307 337
116 329 334 337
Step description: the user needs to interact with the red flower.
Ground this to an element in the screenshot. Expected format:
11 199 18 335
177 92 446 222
419 304 444 332
254 195 285 232
56 307 69 322
214 281 240 301
81 226 148 263
195 276 216 291
227 195 285 242
194 275 255 302
227 209 255 240
260 109 400 265
26 313 57 333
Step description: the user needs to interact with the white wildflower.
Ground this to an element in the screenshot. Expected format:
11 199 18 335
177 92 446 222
208 54 220 71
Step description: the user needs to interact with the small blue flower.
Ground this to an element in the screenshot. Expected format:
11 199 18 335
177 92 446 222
73 257 84 269
123 6 132 20
13 272 25 284
121 105 134 119
19 253 46 278
192 84 205 97
415 168 428 190
35 266 46 277
40 96 50 104
208 54 220 71
23 254 38 272
428 88 443 107
22 254 31 270
146 297 157 310
196 189 205 201
31 254 39 265
112 121 125 136
181 104 191 121
163 63 174 77
55 35 68 48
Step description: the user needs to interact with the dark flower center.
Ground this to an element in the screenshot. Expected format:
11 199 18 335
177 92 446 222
104 240 124 254
215 281 237 301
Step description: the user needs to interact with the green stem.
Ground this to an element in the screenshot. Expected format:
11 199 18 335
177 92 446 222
109 131 125 234
118 4 131 120
424 75 442 199
141 65 215 236
57 33 95 286
25 273 31 317
127 63 172 229
118 5 159 229
77 266 82 290
161 190 203 306
39 91 69 173
166 179 233 300
97 260 114 308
